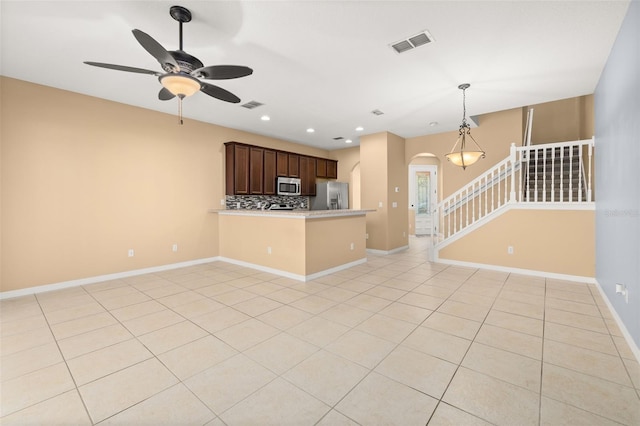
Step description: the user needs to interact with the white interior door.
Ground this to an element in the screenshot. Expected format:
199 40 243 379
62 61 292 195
409 165 437 235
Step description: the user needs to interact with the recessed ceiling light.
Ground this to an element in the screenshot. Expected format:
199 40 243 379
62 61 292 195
345 139 353 144
261 115 270 121
429 121 438 127
306 128 315 133
355 126 364 131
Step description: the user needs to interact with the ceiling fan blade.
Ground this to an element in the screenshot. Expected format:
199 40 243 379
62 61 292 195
84 61 161 75
192 65 253 80
158 87 176 101
132 29 179 72
200 82 241 103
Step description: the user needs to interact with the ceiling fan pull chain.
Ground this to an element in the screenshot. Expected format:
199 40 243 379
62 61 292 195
178 96 184 125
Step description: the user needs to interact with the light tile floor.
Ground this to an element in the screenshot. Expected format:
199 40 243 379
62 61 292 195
1 237 639 425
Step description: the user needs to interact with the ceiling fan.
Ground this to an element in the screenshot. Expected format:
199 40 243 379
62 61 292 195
85 5 253 124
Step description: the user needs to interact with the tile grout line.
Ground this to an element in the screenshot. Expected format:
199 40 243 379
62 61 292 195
424 267 511 425
32 288 96 425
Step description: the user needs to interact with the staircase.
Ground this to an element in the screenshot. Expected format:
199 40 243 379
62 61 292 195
523 145 587 203
432 138 594 253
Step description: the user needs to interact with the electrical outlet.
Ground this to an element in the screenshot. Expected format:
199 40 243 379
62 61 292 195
350 242 355 250
236 202 241 209
378 201 383 208
366 233 369 240
616 283 629 303
507 246 514 255
267 246 272 255
128 249 134 257
220 199 225 206
172 244 178 252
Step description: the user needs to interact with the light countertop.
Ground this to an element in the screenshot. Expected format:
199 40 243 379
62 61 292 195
209 209 375 219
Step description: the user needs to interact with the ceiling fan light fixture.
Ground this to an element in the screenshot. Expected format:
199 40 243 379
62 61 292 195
160 73 201 97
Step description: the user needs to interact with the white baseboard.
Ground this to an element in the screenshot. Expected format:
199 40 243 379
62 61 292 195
0 255 369 300
367 245 409 255
434 256 596 284
593 280 640 364
218 257 368 282
0 257 220 300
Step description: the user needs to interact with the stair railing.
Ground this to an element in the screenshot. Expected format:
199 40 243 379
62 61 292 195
431 138 594 248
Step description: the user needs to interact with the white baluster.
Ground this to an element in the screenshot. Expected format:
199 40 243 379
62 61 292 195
569 145 574 202
578 143 583 202
551 147 555 202
587 138 594 202
559 149 563 202
533 149 540 201
542 148 547 202
510 143 516 202
484 176 488 216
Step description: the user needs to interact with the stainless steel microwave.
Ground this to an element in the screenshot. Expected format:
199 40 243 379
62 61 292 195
277 177 301 196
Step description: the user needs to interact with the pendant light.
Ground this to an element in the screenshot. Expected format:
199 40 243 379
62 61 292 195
445 83 485 169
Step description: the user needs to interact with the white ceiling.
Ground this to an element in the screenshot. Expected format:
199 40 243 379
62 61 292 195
0 1 630 149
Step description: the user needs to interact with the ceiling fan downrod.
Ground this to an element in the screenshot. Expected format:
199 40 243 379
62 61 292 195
170 5 192 52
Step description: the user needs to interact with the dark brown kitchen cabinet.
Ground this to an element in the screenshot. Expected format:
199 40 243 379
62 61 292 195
263 149 277 195
326 160 338 179
225 143 250 195
288 154 300 177
249 147 264 194
299 156 316 196
225 141 337 195
316 158 327 178
276 152 288 176
315 158 338 179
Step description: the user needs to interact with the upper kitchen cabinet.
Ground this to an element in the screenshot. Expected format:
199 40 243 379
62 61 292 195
225 142 266 195
316 159 338 179
264 149 277 195
276 152 288 176
225 142 250 195
288 154 300 177
316 158 327 178
299 156 317 196
225 141 336 196
326 160 337 179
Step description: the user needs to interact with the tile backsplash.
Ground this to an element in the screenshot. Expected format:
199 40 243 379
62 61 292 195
226 195 309 210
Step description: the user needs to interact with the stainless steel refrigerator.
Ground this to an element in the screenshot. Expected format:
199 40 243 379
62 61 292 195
311 182 349 210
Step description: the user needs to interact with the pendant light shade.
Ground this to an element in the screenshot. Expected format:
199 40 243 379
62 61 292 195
445 84 485 170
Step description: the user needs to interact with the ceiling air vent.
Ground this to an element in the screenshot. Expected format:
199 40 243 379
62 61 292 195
333 136 344 140
390 30 434 54
371 109 384 116
241 100 264 109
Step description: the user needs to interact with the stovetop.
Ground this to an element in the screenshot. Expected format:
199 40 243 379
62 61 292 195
268 204 295 211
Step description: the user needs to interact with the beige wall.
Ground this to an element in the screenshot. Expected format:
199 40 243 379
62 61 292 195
218 215 307 275
359 131 409 251
305 216 366 274
1 77 329 292
330 146 361 209
387 132 409 249
218 214 366 276
360 132 388 250
439 209 595 277
1 76 597 291
528 95 594 144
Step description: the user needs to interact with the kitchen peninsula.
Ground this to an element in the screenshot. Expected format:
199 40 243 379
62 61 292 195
211 209 373 281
